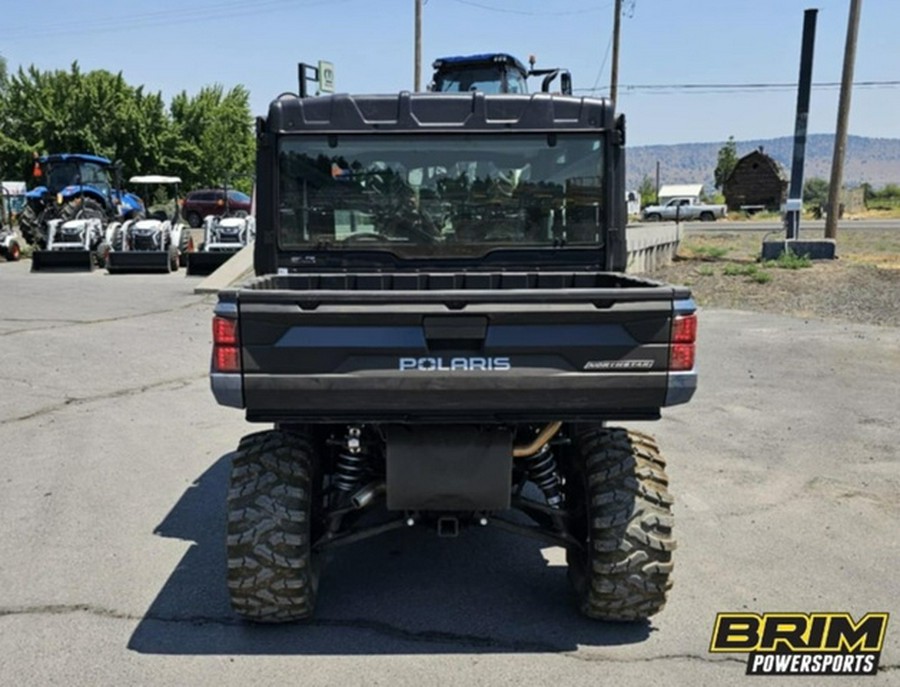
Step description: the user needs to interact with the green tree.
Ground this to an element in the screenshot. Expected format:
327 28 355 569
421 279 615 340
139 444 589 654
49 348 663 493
0 62 254 193
803 177 829 207
714 135 738 190
638 175 657 207
168 84 254 192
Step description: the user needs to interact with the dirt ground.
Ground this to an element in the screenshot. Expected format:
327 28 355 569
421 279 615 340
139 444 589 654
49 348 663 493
648 229 900 327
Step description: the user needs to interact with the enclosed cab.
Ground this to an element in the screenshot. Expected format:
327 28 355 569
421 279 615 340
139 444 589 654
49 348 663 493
431 53 572 95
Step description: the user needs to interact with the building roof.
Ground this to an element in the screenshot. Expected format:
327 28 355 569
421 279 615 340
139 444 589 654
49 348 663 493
658 184 704 199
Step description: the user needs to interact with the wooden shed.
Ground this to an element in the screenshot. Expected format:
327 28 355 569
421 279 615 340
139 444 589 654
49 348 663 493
723 149 787 212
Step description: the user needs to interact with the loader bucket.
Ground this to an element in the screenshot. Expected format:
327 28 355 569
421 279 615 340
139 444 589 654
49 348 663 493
31 249 95 272
106 250 173 273
185 250 234 276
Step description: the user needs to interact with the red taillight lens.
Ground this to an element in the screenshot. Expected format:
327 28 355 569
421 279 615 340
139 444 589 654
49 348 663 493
213 316 238 345
214 345 240 373
212 316 240 373
672 314 697 343
670 343 695 371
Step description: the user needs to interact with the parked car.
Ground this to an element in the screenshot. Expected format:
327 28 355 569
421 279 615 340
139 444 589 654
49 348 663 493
641 197 726 222
182 188 252 228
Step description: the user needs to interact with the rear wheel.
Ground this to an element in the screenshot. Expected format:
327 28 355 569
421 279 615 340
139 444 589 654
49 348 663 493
95 242 110 268
60 197 105 222
226 430 321 622
187 211 202 228
565 426 675 621
3 240 21 261
19 204 47 247
178 229 193 267
699 211 715 222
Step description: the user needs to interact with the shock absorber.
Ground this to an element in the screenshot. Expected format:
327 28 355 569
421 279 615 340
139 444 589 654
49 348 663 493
522 444 563 508
333 426 368 494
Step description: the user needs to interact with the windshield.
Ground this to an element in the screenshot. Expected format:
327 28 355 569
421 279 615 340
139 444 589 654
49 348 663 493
278 134 605 258
435 66 528 94
45 161 111 195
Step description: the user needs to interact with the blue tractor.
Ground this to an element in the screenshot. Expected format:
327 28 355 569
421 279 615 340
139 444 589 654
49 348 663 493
430 53 572 95
20 153 144 249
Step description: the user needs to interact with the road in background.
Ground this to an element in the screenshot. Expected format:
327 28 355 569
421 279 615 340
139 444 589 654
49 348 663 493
680 218 900 232
0 261 898 685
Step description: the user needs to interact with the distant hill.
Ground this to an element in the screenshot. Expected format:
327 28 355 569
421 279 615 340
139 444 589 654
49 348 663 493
626 134 900 193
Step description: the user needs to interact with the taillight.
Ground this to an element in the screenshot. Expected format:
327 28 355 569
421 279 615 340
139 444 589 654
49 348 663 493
672 314 697 343
670 314 697 371
212 316 240 373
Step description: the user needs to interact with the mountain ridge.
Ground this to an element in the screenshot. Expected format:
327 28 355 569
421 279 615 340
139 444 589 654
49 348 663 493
626 134 900 192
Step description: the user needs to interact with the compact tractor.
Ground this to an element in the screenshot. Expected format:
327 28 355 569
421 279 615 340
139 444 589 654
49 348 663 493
186 183 256 276
28 154 145 271
106 175 192 273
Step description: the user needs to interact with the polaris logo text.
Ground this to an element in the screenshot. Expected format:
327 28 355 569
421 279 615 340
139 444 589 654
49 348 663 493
399 357 511 371
710 612 889 676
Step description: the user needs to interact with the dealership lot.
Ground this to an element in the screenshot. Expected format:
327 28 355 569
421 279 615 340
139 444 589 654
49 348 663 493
0 261 897 685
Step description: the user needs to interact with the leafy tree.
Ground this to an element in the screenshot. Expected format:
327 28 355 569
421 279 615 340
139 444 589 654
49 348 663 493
713 136 738 189
0 62 254 194
803 177 829 207
714 135 738 189
638 175 656 207
168 84 254 192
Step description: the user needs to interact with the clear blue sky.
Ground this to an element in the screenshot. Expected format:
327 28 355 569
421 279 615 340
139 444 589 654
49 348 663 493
2 0 897 147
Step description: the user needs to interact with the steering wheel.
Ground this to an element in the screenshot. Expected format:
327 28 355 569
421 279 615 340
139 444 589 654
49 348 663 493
340 231 390 242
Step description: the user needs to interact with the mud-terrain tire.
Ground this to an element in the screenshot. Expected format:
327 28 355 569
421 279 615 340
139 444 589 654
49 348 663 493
565 426 675 621
227 429 320 622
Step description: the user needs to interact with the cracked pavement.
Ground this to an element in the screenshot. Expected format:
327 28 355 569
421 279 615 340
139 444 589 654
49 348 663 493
0 260 897 686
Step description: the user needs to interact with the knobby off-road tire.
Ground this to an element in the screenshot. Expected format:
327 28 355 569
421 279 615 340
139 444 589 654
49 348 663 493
178 228 192 267
19 204 46 247
60 197 105 222
566 426 675 621
227 429 320 622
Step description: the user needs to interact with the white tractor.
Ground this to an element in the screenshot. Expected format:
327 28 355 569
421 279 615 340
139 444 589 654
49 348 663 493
186 183 255 276
106 175 193 273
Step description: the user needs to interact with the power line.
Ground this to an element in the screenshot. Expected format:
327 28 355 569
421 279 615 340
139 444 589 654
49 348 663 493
448 0 612 16
3 0 356 42
575 80 900 95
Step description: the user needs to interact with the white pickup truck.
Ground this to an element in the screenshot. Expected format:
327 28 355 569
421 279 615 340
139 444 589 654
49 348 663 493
641 197 727 222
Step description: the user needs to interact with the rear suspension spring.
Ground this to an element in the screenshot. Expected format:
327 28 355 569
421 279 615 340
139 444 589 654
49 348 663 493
333 426 369 493
522 445 563 507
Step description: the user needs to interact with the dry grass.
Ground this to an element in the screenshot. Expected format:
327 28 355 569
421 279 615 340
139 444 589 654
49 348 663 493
648 229 900 326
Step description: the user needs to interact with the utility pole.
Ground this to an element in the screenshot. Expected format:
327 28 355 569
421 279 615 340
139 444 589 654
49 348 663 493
784 9 818 241
825 0 863 240
610 0 622 105
414 0 423 92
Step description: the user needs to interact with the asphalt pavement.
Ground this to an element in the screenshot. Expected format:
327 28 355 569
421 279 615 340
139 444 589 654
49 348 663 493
0 260 897 686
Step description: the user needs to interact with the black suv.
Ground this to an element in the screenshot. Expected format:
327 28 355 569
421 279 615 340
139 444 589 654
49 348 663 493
182 188 252 227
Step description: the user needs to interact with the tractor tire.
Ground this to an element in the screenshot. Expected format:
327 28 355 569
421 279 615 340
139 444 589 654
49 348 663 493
226 429 320 622
168 244 178 272
178 229 193 267
565 426 675 621
111 226 124 251
95 242 110 269
3 240 21 261
60 197 105 222
19 204 46 248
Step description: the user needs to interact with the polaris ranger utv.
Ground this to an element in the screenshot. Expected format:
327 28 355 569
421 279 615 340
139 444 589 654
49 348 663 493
208 80 697 623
